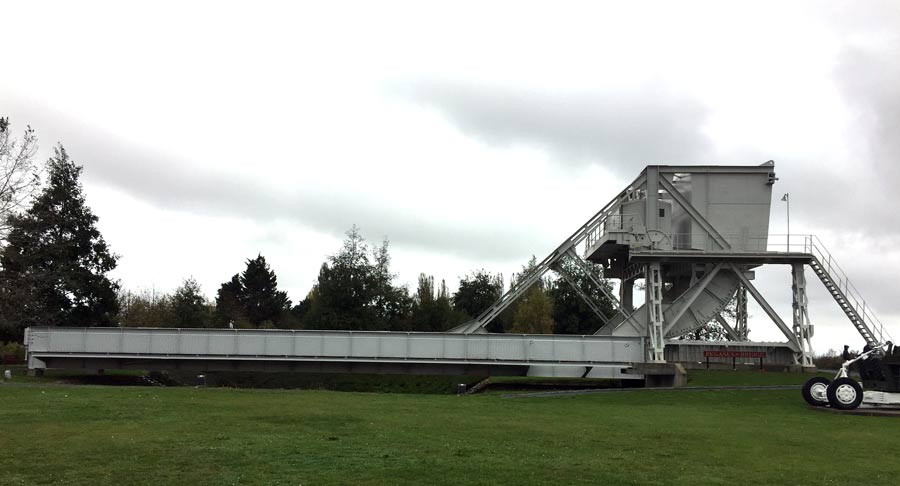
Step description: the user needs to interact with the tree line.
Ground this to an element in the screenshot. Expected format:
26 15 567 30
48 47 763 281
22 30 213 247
0 116 618 343
115 226 617 336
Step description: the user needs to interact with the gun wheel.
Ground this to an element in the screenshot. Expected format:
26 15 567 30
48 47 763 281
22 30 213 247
802 377 830 407
827 377 863 410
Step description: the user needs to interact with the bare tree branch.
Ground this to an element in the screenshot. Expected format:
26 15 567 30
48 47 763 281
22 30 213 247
0 117 42 244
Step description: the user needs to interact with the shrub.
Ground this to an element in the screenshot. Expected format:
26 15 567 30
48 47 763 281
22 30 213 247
1 341 26 364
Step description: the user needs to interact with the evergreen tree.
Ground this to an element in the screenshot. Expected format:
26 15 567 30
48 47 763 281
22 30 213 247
313 227 371 330
0 146 118 341
213 255 291 328
171 277 210 328
214 274 245 326
240 254 291 326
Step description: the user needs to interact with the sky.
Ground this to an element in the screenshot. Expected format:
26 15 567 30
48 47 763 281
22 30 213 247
1 0 899 352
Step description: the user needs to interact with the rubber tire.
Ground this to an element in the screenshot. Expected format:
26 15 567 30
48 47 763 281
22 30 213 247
802 377 831 407
827 377 864 410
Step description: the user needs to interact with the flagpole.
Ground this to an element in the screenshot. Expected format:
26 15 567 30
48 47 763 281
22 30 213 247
785 194 790 252
781 192 791 253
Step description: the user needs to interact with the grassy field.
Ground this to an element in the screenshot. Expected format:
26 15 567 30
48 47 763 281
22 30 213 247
2 370 900 485
684 369 833 387
0 366 485 393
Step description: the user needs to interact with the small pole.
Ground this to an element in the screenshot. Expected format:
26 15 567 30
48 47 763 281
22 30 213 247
732 356 736 370
781 193 790 252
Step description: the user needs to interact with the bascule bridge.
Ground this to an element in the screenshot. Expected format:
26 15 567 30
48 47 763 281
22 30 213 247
24 163 893 384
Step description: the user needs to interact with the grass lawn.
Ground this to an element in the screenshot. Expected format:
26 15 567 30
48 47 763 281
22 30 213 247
1 372 899 485
684 369 833 387
1 367 484 394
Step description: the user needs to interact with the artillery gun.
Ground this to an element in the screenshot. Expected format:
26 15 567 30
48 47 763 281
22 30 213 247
802 342 900 410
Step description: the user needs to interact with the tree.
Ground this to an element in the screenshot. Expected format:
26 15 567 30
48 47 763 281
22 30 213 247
508 257 554 334
0 146 118 341
240 255 291 326
676 295 740 341
452 270 503 318
289 286 317 328
304 226 411 331
452 269 505 332
368 240 411 329
293 291 314 319
118 287 176 328
0 117 41 245
214 255 291 328
680 321 729 341
511 287 555 334
410 274 467 332
549 258 616 335
171 277 211 328
307 228 371 330
215 274 246 327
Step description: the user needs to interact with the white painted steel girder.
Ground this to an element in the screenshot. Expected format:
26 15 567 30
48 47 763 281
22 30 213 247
25 327 645 370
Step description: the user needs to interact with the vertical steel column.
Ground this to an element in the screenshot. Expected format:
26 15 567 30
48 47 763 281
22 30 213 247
646 166 660 232
646 262 666 362
620 279 634 312
791 263 814 367
735 283 748 340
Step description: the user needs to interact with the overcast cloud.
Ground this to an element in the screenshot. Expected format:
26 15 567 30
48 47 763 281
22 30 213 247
395 81 713 174
4 102 542 261
2 0 900 350
836 43 900 188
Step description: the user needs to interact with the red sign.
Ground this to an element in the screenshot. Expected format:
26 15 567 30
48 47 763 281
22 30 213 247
703 350 766 358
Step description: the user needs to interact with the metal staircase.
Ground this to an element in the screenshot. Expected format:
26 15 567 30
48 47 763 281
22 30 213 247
804 236 892 347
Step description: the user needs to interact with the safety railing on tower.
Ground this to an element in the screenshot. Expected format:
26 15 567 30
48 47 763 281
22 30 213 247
585 213 639 249
587 229 817 254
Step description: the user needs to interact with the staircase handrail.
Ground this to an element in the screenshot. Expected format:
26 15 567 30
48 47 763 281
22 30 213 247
804 235 893 344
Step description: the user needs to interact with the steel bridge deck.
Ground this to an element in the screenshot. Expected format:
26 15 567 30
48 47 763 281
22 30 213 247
24 327 647 379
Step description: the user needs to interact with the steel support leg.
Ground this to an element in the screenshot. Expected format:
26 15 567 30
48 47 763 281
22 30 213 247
792 264 814 367
728 263 800 351
714 314 740 341
735 284 748 340
620 279 634 312
646 262 666 362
